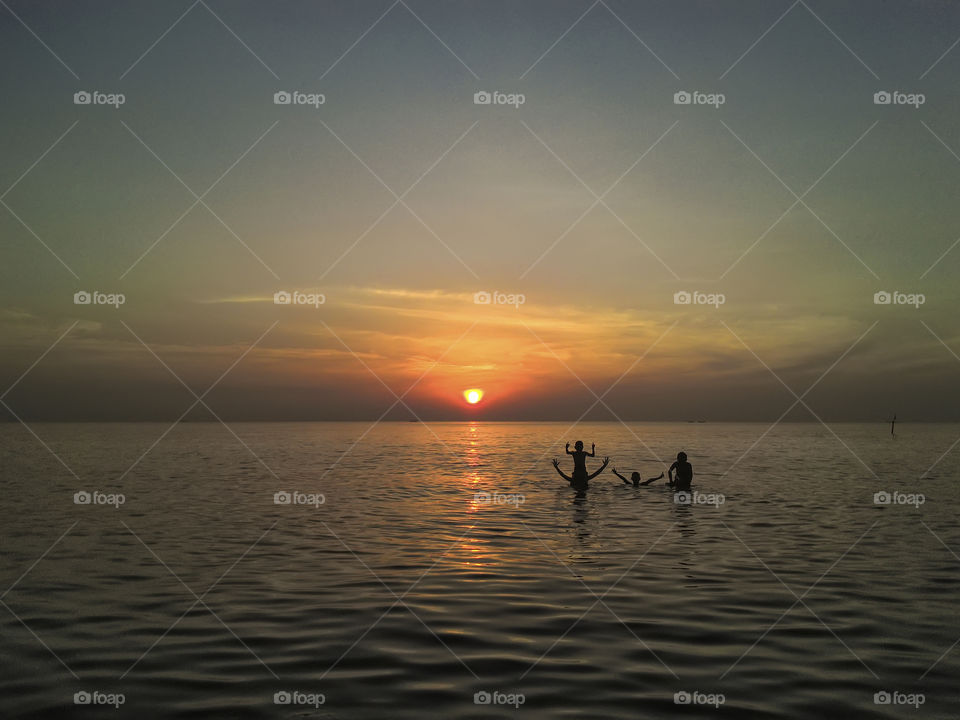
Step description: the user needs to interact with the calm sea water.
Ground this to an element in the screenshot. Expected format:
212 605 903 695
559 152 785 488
1 421 958 719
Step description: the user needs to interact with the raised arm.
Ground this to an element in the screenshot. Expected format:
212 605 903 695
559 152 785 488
552 458 573 482
587 442 596 457
640 472 664 486
565 443 573 456
587 457 610 480
611 467 628 484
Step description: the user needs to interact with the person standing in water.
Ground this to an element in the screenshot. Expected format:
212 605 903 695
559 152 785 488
611 467 664 487
552 441 609 490
667 452 693 492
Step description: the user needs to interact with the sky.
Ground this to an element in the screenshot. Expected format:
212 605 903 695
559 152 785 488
2 0 960 421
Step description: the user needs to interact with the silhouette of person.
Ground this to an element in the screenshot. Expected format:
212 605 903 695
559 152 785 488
611 467 665 487
668 452 693 492
553 441 609 490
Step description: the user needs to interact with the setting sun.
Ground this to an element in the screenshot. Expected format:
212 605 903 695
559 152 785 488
463 389 484 405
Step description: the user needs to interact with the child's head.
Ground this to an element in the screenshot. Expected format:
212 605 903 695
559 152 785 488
631 471 641 485
574 441 584 451
677 451 687 462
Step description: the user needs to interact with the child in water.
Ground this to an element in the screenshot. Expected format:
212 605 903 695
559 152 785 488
611 467 665 487
668 452 693 492
552 441 609 490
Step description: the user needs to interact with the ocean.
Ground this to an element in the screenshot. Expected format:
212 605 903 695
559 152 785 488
1 421 957 718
